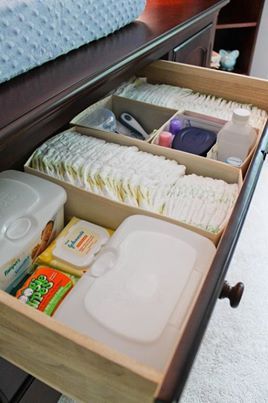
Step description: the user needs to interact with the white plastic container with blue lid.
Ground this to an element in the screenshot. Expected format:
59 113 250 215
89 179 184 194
55 215 216 370
0 170 67 291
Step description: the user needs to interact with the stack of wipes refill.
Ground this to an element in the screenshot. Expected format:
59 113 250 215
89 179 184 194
29 130 238 233
114 78 267 131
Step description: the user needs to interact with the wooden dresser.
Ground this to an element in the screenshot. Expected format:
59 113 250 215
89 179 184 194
2 1 268 402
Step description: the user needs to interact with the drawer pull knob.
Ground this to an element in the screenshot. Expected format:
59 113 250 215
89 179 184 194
219 281 244 308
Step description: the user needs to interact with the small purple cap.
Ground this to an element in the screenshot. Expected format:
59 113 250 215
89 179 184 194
169 118 183 136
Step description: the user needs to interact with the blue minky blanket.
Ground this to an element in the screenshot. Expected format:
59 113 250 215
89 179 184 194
0 0 146 83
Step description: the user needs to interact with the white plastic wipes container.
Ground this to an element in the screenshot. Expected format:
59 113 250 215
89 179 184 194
0 170 67 291
55 215 216 370
53 219 110 269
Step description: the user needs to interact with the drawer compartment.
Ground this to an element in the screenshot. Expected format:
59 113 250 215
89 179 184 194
1 60 268 403
71 94 177 142
137 60 268 112
151 110 262 175
0 167 217 402
117 60 268 175
25 126 242 245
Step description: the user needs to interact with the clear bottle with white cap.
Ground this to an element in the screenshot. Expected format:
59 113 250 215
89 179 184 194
217 108 256 163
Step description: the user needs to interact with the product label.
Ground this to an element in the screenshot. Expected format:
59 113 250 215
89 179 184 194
1 216 60 291
63 226 98 257
1 255 31 291
4 256 30 278
16 266 73 315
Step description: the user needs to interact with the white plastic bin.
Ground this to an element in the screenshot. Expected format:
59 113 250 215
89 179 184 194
0 170 67 291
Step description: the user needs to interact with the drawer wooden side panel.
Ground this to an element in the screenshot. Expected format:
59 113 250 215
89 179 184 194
0 292 159 403
138 60 268 111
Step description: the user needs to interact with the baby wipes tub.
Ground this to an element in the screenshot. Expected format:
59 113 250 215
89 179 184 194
55 215 216 370
0 170 67 291
37 217 111 277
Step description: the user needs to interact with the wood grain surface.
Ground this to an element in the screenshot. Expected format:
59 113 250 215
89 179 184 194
0 292 160 403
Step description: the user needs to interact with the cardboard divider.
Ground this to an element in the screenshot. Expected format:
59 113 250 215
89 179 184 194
70 95 177 143
25 126 242 245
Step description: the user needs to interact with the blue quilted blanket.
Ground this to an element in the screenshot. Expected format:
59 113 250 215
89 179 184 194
0 0 146 83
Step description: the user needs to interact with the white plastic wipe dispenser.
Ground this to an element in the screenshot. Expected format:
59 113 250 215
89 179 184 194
55 215 216 370
0 170 66 291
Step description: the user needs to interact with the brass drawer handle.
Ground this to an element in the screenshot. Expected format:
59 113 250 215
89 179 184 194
219 281 245 308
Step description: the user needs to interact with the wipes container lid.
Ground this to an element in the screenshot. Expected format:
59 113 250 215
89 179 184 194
0 170 66 290
85 215 215 342
53 220 110 268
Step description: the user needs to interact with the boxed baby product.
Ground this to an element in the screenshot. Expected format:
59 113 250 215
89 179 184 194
15 265 76 316
0 170 66 291
55 215 216 370
36 217 112 277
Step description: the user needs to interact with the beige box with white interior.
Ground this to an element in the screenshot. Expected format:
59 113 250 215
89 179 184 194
71 94 177 143
1 61 268 403
151 109 262 176
25 125 242 245
138 61 267 177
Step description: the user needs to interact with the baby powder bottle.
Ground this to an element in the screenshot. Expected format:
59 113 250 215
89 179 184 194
217 108 256 162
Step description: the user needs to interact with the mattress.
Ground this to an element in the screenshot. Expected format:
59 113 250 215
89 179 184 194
0 0 146 84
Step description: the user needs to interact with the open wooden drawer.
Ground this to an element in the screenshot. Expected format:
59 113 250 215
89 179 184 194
1 61 268 403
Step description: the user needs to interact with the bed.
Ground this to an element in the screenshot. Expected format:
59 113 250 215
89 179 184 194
0 0 146 83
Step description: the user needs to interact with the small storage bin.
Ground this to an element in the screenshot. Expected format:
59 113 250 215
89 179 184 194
151 110 261 175
71 95 177 142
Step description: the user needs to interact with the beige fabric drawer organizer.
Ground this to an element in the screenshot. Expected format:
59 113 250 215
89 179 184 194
1 61 268 403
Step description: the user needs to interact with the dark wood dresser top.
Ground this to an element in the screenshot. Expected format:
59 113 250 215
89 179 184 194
0 0 227 136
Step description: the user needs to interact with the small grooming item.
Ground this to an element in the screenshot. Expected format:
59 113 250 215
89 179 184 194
119 112 149 140
158 131 173 147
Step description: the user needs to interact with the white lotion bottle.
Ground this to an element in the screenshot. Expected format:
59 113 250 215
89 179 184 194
217 108 256 163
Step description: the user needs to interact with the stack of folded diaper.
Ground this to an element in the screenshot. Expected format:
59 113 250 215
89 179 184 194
114 78 267 130
164 175 238 233
30 130 185 212
30 130 238 233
